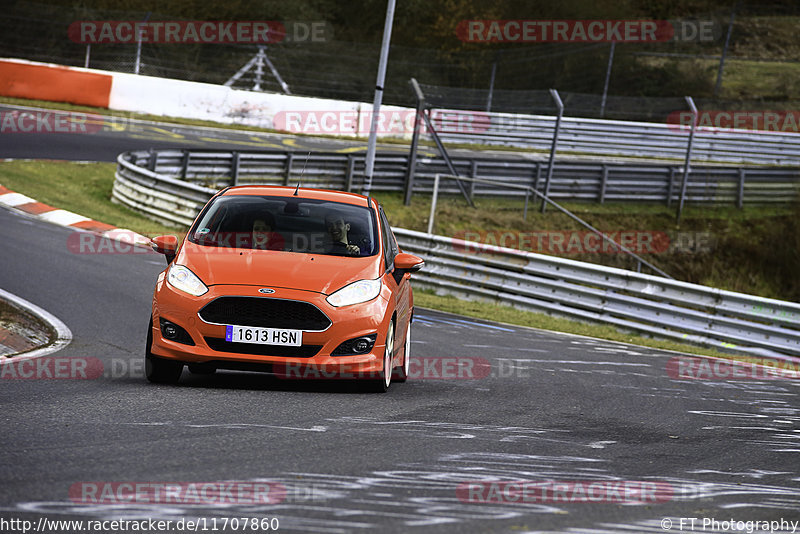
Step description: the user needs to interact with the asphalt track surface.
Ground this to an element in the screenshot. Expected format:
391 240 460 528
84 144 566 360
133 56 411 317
1 109 799 534
0 104 439 162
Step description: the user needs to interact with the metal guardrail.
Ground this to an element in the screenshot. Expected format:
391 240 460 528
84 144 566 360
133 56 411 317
114 152 216 227
395 228 800 360
117 149 800 207
428 108 800 166
112 151 800 359
427 173 672 278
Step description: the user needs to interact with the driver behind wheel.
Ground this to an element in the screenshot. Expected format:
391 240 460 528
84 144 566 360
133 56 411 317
251 213 285 250
324 210 361 256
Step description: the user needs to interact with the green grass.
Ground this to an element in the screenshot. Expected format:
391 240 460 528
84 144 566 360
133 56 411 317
720 58 800 101
0 160 178 236
636 54 800 103
379 191 800 301
2 159 796 361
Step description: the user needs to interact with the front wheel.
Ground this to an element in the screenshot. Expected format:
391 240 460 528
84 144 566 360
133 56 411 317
393 322 410 383
366 320 394 393
145 318 183 384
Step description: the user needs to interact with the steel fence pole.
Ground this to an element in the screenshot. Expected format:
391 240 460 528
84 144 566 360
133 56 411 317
714 2 739 98
403 78 425 205
362 0 396 196
676 96 698 224
600 42 616 118
486 53 498 112
541 89 563 213
134 12 150 75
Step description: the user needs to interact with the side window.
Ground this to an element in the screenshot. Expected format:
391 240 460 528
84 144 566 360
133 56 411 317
378 206 397 271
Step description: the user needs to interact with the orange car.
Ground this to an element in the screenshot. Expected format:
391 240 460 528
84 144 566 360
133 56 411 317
146 185 424 392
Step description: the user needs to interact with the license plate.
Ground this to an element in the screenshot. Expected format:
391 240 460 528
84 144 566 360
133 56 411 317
225 325 303 346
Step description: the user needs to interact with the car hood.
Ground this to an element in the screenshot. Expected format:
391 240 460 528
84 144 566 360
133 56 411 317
176 241 381 295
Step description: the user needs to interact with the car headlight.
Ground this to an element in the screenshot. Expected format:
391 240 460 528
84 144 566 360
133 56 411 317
167 265 208 296
326 279 381 307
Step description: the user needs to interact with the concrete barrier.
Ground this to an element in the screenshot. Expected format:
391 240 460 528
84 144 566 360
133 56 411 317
0 58 112 108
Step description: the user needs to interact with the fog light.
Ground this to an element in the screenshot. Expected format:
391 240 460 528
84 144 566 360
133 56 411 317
159 318 196 346
332 334 377 356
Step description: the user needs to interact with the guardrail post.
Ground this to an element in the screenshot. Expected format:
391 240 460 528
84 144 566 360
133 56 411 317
345 154 356 192
469 160 478 201
419 109 474 207
541 89 563 213
666 167 676 207
737 168 746 208
181 150 190 180
599 165 608 204
231 152 240 187
147 148 157 172
427 174 440 234
523 190 530 220
533 162 541 192
283 152 294 186
404 78 425 205
676 96 698 224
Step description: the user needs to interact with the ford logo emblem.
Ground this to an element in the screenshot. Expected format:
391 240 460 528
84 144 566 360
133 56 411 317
258 288 275 294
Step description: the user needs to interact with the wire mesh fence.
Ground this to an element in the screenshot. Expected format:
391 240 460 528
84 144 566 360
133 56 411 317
3 1 800 121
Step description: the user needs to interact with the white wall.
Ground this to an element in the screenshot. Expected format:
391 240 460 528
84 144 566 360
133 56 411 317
107 70 414 139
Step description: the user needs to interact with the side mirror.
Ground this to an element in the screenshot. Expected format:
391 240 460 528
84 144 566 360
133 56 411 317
394 252 424 274
151 235 178 265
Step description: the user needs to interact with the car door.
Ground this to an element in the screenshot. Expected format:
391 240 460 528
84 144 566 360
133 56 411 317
378 205 410 351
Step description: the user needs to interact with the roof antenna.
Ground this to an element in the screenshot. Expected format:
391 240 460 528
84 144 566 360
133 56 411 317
293 151 311 196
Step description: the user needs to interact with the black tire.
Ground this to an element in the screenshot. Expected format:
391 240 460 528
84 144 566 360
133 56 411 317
145 317 183 384
393 322 410 383
366 320 394 393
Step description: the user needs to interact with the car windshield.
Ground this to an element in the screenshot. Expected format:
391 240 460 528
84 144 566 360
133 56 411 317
188 194 379 257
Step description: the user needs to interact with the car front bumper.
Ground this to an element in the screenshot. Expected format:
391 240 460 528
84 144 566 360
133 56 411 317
150 278 393 377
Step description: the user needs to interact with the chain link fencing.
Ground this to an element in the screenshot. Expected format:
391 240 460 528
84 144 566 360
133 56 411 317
4 1 800 121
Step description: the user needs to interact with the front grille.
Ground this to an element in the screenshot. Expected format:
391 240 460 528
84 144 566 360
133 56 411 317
199 297 331 331
205 337 322 358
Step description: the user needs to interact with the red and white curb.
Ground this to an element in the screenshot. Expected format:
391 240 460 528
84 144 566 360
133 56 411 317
0 183 144 359
0 184 150 248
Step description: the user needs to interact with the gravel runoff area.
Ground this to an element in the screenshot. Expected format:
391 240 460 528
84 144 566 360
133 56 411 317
0 298 52 357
